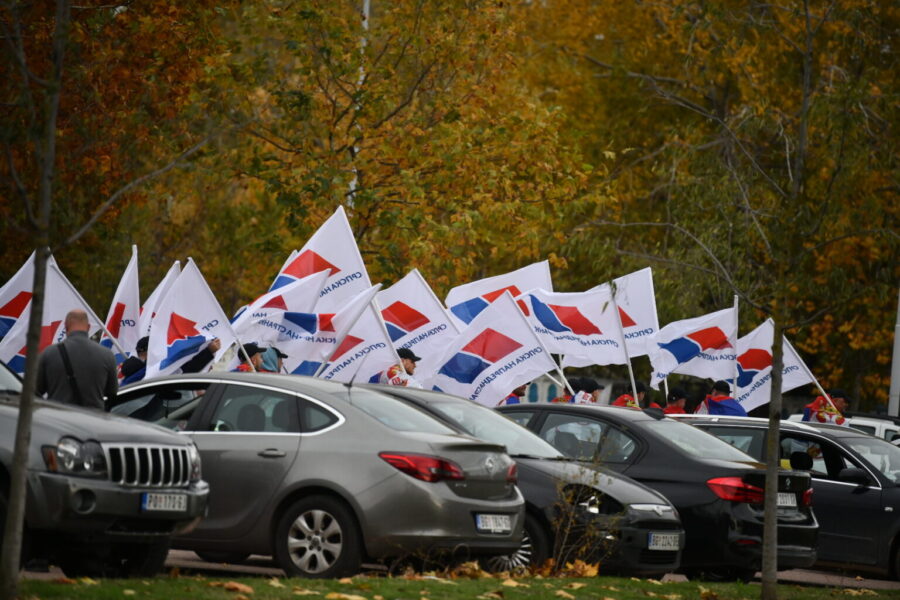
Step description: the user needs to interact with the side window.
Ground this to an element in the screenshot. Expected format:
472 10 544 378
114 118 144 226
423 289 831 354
113 382 210 430
298 398 338 433
780 435 848 480
703 426 765 460
538 413 637 463
504 411 534 428
210 386 298 433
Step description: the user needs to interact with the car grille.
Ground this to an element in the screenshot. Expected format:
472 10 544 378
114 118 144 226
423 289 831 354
104 444 191 488
639 549 679 565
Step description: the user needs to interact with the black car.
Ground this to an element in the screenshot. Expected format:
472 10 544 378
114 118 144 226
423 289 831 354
497 404 818 580
371 385 684 575
674 414 900 579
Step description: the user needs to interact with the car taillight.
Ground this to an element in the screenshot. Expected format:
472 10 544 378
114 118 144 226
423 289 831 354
379 452 465 483
506 463 518 484
707 477 765 503
801 488 813 507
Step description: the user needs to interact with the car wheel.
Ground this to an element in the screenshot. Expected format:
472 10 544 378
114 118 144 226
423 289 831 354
483 513 550 572
195 550 251 564
274 495 362 578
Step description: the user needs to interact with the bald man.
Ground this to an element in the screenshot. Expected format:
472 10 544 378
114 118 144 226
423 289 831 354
36 309 117 410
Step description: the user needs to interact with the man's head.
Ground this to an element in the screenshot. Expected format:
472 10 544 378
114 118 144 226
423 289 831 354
668 386 687 408
135 336 149 360
511 383 528 398
64 309 90 335
827 388 849 413
634 381 647 401
397 347 421 374
711 380 731 396
580 377 604 402
242 343 264 369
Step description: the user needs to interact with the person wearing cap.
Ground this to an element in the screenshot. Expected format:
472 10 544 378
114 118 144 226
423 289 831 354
695 380 747 416
119 335 221 385
260 347 288 373
378 347 424 388
573 377 604 404
233 342 265 372
664 386 688 415
499 383 529 406
612 381 660 409
801 388 848 425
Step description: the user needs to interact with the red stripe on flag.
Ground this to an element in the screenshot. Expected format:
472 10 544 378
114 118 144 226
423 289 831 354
284 250 340 279
382 301 429 331
462 328 523 363
687 327 732 350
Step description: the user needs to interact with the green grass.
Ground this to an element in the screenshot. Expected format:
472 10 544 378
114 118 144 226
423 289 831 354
17 573 889 600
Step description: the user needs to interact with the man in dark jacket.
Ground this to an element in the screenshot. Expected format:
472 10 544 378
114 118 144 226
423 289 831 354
120 335 221 386
36 309 117 410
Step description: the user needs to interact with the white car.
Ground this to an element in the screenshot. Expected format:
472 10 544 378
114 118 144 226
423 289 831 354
787 413 900 443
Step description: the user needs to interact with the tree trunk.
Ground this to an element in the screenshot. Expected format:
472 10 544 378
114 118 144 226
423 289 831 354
760 318 786 600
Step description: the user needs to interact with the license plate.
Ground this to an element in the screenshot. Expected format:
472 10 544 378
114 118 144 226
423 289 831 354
142 492 187 512
476 514 511 533
647 532 680 551
777 492 797 507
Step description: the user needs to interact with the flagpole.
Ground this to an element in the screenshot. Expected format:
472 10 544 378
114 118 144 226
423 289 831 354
313 285 382 377
50 262 128 357
610 286 638 398
732 294 739 395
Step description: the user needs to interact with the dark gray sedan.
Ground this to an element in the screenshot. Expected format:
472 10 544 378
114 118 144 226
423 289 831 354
115 373 525 577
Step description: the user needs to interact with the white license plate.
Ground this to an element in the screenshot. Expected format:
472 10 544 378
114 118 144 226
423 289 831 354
476 514 511 533
647 532 680 551
777 492 797 507
142 492 187 512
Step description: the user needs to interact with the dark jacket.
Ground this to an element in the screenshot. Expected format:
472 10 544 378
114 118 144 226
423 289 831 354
36 331 117 410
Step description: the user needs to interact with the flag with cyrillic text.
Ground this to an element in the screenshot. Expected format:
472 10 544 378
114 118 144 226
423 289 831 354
648 307 737 389
427 292 557 407
232 270 328 341
101 245 141 361
590 267 660 358
138 261 180 338
444 261 552 327
0 252 35 339
318 303 401 384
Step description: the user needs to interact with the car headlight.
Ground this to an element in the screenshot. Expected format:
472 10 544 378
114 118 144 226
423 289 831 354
188 443 202 482
42 437 108 478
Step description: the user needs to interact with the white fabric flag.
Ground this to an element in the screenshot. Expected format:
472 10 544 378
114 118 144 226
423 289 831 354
0 251 35 339
734 319 815 412
0 259 103 373
427 293 557 407
232 270 329 339
377 269 460 381
592 267 660 358
145 259 236 378
444 261 553 326
257 284 381 376
138 261 181 337
100 245 141 359
268 206 371 310
319 303 401 384
517 288 628 367
648 306 738 389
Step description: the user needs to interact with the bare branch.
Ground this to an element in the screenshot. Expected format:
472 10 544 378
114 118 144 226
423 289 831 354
4 142 36 227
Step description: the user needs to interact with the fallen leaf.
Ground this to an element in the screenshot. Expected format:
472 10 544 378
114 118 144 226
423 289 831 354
647 579 663 585
555 591 575 599
338 578 354 584
600 586 620 592
325 594 367 600
52 577 77 585
208 582 224 588
268 578 285 588
698 586 719 600
476 593 503 600
123 591 136 596
565 582 587 590
293 589 320 596
502 579 522 587
660 595 682 600
223 581 254 594
79 577 100 585
235 595 250 600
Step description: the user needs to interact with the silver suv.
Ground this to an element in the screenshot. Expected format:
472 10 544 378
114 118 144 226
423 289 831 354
0 362 209 577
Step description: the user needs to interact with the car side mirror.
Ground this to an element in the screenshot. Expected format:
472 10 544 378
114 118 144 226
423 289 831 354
837 467 870 486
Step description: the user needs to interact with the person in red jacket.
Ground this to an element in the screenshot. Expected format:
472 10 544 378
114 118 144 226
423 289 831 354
663 386 688 414
612 381 661 409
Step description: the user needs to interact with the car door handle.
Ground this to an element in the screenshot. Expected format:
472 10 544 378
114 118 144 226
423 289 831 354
258 449 287 458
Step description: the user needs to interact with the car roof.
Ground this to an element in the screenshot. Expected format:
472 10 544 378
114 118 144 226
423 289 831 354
498 402 665 424
671 413 876 439
121 371 357 397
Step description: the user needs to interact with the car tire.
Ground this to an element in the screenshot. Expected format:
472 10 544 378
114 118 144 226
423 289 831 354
482 513 550 572
194 550 251 564
274 495 362 578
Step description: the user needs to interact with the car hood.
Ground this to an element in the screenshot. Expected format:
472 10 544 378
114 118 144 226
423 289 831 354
7 398 190 446
517 457 673 506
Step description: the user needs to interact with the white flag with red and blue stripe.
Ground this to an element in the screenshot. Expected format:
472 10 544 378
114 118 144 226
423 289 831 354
138 261 180 338
0 252 35 339
444 261 552 327
100 245 141 362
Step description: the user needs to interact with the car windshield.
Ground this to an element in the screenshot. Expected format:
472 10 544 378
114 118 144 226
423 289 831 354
0 361 22 393
342 388 457 434
426 399 562 458
843 436 900 483
644 419 757 462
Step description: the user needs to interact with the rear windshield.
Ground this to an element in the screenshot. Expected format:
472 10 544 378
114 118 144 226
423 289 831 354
645 419 757 462
341 388 457 434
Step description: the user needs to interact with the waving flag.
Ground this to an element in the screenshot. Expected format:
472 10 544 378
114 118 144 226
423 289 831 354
138 261 180 337
233 270 328 339
319 303 401 383
0 252 35 338
648 307 737 389
444 261 552 326
376 269 460 380
268 206 371 310
591 268 660 358
733 319 815 412
427 293 556 406
0 259 104 373
145 259 236 378
519 288 628 368
258 284 381 376
100 245 140 360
